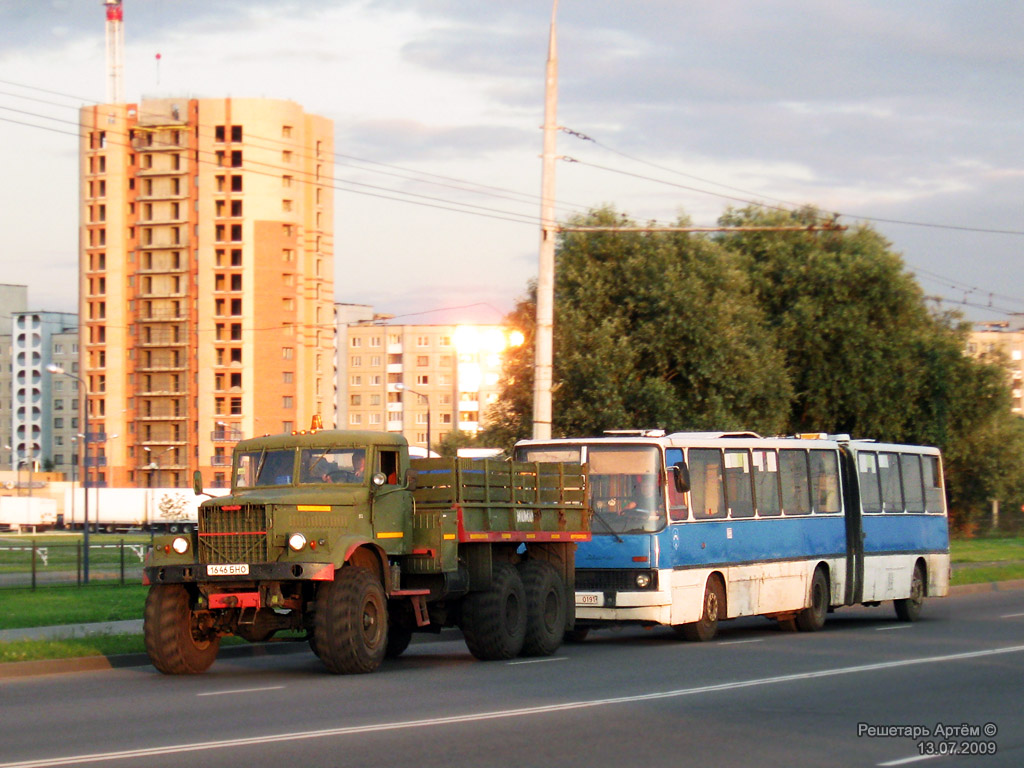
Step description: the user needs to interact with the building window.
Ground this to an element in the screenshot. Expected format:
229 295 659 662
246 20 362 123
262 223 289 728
350 375 362 386
350 337 362 348
417 336 430 347
282 396 294 409
416 375 430 385
282 347 294 360
351 356 362 367
350 414 362 425
350 395 362 406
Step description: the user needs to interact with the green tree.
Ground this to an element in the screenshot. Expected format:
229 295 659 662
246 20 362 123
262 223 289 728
482 208 793 446
719 205 1024 527
435 429 480 459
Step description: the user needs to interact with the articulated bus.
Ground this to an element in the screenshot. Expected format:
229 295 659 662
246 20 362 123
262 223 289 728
514 431 950 640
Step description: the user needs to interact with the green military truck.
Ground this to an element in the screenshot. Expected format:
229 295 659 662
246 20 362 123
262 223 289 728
142 427 589 675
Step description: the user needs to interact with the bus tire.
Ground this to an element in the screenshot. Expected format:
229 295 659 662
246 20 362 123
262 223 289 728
519 560 566 657
314 566 388 674
796 568 830 632
461 563 527 660
678 576 725 642
894 562 925 622
144 584 220 675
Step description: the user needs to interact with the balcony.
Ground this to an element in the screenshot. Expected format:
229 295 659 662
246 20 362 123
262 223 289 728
211 428 244 442
210 455 232 466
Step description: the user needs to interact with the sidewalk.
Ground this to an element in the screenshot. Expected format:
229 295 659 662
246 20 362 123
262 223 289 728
0 619 143 644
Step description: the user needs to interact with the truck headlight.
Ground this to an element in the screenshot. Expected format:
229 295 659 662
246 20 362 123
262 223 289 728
171 537 190 555
635 572 651 589
288 532 307 552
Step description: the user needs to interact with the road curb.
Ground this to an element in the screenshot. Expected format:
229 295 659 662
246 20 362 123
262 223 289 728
948 578 1024 596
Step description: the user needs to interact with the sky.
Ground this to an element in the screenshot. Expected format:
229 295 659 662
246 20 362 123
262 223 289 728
0 0 1022 325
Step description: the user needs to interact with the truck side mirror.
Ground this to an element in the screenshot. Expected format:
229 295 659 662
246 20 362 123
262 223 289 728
672 463 690 493
405 469 417 491
192 470 204 496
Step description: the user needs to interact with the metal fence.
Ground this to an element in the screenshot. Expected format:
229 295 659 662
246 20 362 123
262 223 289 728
0 539 151 589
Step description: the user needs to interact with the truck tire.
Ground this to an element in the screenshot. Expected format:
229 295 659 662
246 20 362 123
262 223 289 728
519 560 566 656
461 563 527 660
313 566 388 674
144 584 220 675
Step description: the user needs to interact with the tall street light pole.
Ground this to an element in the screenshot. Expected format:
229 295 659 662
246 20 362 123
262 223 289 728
533 0 559 440
396 383 431 457
46 363 91 583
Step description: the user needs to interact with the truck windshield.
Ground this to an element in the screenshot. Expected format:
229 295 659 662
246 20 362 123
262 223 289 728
236 449 296 488
299 448 367 485
586 445 666 534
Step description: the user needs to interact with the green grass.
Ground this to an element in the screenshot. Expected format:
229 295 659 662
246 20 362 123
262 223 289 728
0 584 149 630
0 634 148 664
949 536 1024 564
950 563 1024 586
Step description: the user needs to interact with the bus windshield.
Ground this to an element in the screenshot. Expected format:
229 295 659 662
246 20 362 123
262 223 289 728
587 445 666 534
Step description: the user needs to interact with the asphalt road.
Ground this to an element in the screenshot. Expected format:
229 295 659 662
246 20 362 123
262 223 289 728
1 590 1022 768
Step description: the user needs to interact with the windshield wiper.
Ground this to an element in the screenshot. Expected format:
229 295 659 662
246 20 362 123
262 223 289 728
589 508 624 543
253 449 268 484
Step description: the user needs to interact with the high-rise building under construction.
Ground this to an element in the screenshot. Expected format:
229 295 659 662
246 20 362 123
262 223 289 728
79 97 335 488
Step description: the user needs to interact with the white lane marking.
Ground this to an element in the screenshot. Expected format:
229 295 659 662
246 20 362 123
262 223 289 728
1000 611 1024 618
875 625 913 631
878 753 941 766
507 657 568 666
197 686 285 697
719 639 765 646
5 643 1024 768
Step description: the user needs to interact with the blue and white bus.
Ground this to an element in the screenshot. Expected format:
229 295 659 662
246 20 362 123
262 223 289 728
515 431 950 640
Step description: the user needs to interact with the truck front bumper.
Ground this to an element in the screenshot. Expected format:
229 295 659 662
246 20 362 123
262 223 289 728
144 561 336 585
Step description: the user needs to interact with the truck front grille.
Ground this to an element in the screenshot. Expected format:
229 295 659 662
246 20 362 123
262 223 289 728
198 504 269 564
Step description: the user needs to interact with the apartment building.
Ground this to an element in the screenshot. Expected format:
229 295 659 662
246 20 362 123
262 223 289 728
968 320 1024 415
79 97 335 488
0 282 78 477
336 304 522 452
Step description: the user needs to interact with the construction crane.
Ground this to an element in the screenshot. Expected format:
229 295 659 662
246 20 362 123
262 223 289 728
104 0 124 103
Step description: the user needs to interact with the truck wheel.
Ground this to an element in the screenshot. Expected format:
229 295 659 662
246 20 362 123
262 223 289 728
519 560 566 656
144 584 220 675
795 568 830 632
386 625 413 658
313 566 388 674
461 563 527 660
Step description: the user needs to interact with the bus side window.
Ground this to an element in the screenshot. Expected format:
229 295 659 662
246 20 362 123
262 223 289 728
666 448 688 521
752 449 781 516
689 448 727 520
858 452 883 513
725 449 754 518
809 450 841 514
879 452 904 513
779 449 811 515
900 454 925 512
923 455 944 513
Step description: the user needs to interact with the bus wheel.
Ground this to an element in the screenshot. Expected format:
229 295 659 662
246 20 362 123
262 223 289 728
894 563 925 622
314 566 388 674
796 568 830 632
461 563 527 660
678 577 725 642
519 560 566 657
144 584 220 674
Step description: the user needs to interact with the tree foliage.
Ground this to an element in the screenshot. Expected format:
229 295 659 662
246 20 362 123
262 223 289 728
483 205 1024 528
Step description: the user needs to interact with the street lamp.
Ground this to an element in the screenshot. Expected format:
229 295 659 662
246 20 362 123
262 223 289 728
45 363 91 583
395 383 431 457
